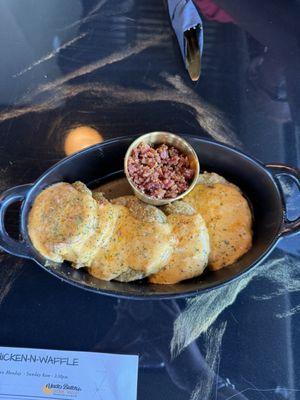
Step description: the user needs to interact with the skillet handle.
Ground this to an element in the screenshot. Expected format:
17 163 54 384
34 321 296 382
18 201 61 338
266 163 300 236
0 184 33 258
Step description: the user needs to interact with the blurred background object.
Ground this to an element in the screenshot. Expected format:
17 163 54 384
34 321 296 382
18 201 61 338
64 125 103 155
167 0 203 81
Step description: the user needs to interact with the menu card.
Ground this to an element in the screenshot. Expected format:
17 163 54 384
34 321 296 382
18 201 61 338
0 346 138 399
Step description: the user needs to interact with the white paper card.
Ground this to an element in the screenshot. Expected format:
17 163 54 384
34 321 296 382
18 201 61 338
0 346 138 399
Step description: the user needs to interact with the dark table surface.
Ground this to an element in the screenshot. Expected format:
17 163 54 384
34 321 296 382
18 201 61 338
0 0 299 399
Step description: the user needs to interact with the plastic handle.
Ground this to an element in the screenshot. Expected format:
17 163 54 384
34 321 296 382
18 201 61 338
266 163 300 236
0 184 33 258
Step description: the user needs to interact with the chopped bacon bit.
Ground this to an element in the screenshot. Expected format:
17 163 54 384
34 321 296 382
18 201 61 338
127 142 195 199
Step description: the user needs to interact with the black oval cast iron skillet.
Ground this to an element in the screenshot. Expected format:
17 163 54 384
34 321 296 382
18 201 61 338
0 136 299 299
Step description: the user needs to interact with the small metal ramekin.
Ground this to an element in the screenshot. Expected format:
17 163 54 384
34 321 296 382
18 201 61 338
124 132 200 206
